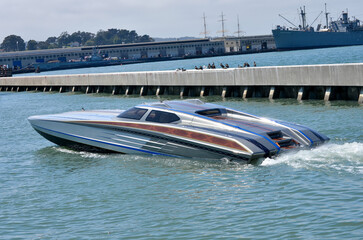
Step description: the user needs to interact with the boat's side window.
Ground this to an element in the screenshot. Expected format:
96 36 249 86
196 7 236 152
146 110 180 123
117 107 147 120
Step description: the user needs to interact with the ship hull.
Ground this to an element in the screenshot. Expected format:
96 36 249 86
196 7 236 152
272 29 363 50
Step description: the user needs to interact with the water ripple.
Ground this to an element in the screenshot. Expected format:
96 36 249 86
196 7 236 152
1 92 362 239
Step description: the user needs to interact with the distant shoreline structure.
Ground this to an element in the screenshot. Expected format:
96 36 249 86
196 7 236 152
0 36 276 73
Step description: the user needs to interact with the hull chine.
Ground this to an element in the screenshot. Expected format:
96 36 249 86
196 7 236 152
35 128 120 153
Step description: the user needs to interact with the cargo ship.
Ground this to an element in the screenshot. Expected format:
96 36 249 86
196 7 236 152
272 5 363 50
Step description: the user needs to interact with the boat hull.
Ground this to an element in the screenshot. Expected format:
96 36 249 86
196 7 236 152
29 117 262 162
28 100 329 163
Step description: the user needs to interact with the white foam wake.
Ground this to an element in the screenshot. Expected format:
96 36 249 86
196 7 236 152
53 147 109 159
261 142 363 174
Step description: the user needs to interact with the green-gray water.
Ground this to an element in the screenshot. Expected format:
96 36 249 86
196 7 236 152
1 92 362 239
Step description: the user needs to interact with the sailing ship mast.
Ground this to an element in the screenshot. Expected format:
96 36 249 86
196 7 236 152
235 15 243 37
200 12 209 38
219 12 227 37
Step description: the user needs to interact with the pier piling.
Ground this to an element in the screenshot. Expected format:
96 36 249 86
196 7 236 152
200 87 205 97
242 87 248 99
221 87 227 98
156 86 161 96
359 88 363 104
297 87 304 101
269 87 275 99
324 87 331 101
180 87 185 98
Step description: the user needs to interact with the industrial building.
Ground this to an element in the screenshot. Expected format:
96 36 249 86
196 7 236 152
0 36 276 69
221 35 276 52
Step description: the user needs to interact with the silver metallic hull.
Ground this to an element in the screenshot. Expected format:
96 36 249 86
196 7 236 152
28 100 329 163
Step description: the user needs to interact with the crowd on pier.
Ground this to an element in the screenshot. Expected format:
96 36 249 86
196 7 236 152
0 65 12 77
192 61 257 70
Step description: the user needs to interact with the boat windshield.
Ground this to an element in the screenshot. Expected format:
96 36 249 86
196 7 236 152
195 108 226 117
117 107 147 120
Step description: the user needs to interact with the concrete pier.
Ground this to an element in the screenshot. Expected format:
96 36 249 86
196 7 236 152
1 63 362 102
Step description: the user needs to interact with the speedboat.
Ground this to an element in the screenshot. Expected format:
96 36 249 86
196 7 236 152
28 99 329 163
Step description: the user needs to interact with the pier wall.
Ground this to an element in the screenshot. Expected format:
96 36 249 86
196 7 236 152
1 63 363 102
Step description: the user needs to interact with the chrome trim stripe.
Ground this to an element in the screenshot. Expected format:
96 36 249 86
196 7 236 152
111 137 161 150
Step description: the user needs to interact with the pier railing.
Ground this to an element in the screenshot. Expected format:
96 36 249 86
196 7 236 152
1 63 362 103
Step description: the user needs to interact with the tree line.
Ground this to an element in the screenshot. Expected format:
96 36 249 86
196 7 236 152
0 28 154 52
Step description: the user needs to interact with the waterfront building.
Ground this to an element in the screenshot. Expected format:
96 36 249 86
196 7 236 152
221 35 276 52
0 36 276 69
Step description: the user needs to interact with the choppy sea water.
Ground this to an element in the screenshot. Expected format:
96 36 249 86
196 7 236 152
1 92 362 239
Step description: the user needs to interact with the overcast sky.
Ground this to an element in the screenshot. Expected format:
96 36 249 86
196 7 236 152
1 0 362 42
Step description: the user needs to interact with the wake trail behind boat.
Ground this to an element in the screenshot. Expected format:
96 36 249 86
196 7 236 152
262 142 363 174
